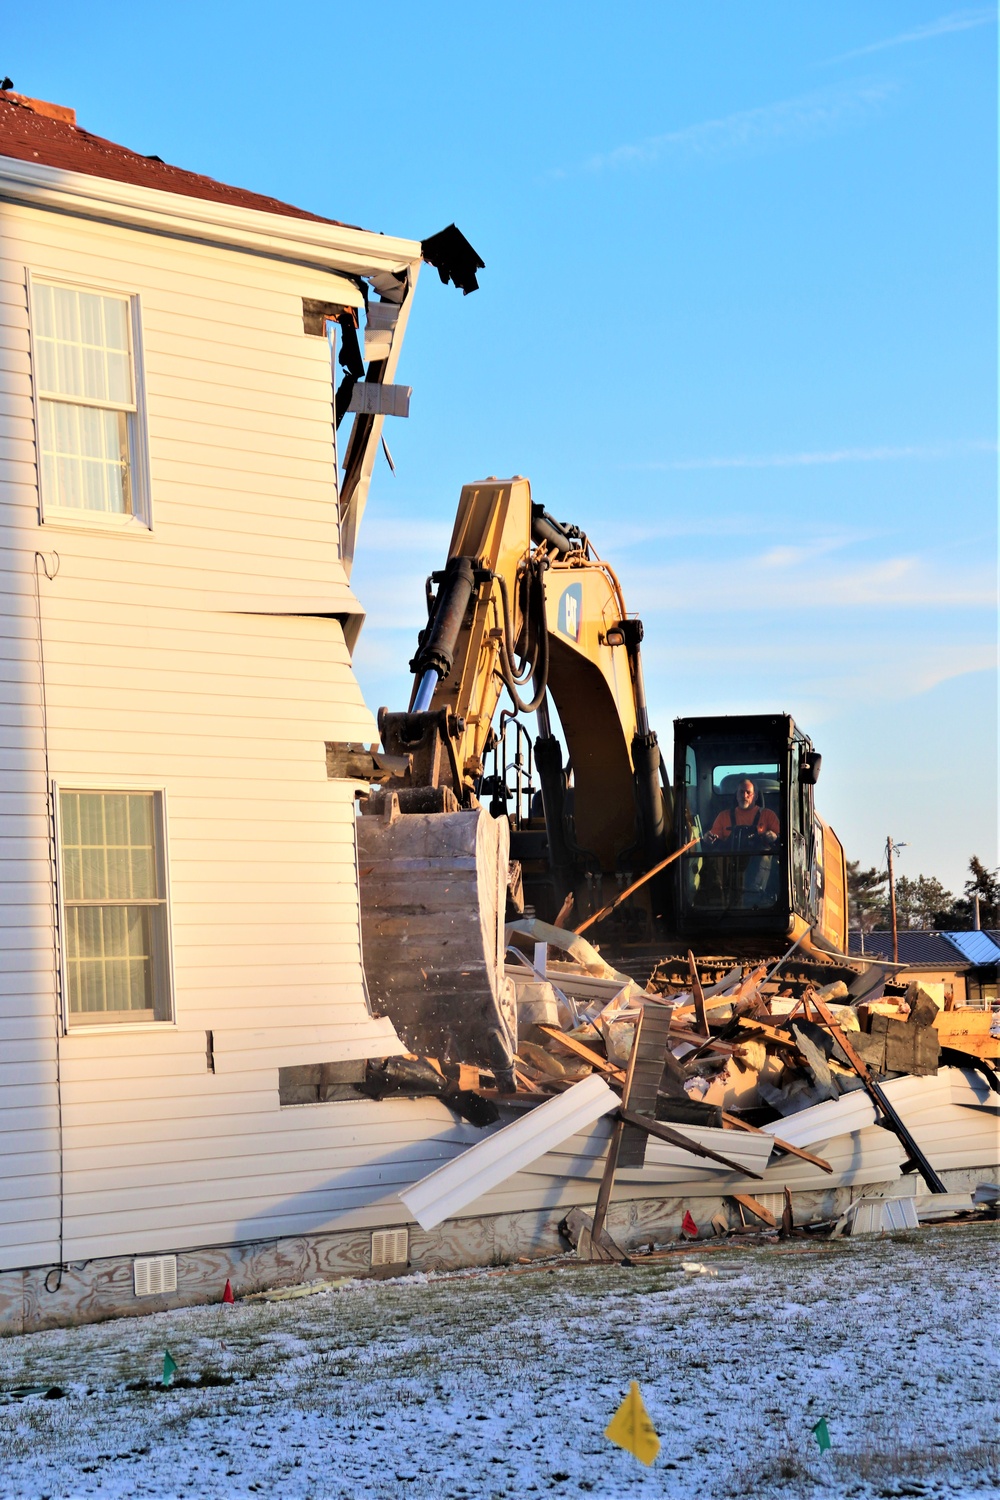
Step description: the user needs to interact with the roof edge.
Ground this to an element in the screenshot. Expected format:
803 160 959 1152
0 151 423 277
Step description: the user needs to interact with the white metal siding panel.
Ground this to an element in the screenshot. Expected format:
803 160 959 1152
0 195 411 1272
0 236 60 1268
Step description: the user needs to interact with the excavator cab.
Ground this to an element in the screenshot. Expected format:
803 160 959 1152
671 713 844 949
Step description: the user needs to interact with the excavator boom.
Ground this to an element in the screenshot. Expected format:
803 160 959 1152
357 478 850 1079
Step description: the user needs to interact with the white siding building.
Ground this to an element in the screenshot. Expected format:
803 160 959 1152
0 93 440 1327
6 95 983 1332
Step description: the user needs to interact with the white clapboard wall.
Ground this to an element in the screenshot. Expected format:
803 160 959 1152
0 188 421 1270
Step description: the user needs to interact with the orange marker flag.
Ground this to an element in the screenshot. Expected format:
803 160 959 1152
605 1382 660 1466
222 1279 234 1304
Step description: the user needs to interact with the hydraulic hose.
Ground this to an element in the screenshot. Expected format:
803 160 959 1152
493 563 549 715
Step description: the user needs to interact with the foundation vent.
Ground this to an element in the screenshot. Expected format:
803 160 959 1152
133 1255 177 1298
371 1228 409 1269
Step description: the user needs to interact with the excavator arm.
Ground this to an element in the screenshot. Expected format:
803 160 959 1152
376 477 666 883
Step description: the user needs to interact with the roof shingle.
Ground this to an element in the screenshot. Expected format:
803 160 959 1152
0 91 347 226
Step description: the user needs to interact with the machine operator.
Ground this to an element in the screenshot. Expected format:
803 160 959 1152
704 777 779 850
702 777 779 903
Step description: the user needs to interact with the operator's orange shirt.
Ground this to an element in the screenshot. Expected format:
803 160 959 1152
709 805 780 840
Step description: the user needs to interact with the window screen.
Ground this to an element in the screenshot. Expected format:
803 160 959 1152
59 791 172 1024
32 283 141 517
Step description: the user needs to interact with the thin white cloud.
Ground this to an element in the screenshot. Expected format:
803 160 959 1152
824 7 996 64
593 517 880 549
548 82 896 179
631 439 995 472
354 515 453 553
627 551 997 612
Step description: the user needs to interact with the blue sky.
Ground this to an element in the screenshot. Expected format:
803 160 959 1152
11 3 997 894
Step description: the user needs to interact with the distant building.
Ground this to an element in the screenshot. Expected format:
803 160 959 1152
848 929 1000 1004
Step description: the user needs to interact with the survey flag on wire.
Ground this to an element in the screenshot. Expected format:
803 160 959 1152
605 1382 660 1466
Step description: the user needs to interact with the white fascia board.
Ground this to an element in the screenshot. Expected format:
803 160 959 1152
0 152 423 281
400 1074 619 1231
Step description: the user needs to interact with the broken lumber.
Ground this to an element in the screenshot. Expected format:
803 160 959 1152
720 1111 834 1174
589 1005 649 1252
933 1009 1000 1060
688 950 709 1036
573 837 700 935
536 1024 626 1082
617 1107 766 1178
728 1193 777 1227
807 989 947 1193
732 1018 799 1047
560 1206 628 1263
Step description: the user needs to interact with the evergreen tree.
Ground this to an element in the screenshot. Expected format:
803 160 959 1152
932 857 999 930
847 861 888 932
894 874 953 929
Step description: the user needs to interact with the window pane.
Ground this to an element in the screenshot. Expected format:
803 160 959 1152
65 904 154 1015
39 401 130 514
60 791 168 1022
61 791 160 901
34 285 133 406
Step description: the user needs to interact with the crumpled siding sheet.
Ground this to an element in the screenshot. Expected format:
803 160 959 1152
760 1067 999 1175
399 1074 618 1230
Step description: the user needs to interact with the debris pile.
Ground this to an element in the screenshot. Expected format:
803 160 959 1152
502 920 998 1128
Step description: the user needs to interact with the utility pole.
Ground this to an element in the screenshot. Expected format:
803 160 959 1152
886 835 907 963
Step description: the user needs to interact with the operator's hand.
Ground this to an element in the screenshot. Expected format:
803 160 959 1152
761 829 777 843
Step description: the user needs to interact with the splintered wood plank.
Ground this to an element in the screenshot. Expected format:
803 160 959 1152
729 1192 776 1227
933 1010 1000 1059
721 1111 833 1174
732 1018 798 1047
617 1108 766 1177
536 1026 625 1082
688 950 709 1036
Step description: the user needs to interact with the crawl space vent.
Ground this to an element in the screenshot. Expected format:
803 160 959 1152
370 1228 409 1268
133 1255 177 1298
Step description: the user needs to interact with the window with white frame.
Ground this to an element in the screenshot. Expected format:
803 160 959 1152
58 791 172 1025
31 280 147 521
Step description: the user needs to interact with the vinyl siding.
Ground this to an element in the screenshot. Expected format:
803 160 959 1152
0 188 411 1271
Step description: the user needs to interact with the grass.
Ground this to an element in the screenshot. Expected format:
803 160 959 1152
0 1223 997 1498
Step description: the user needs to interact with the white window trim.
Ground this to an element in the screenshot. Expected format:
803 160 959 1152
53 782 177 1034
26 268 154 532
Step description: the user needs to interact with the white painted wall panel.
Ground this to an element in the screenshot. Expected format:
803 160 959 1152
0 190 412 1273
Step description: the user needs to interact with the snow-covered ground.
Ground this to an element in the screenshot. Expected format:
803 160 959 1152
1 1222 997 1499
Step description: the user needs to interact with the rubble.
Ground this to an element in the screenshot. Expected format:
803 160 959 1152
393 928 998 1256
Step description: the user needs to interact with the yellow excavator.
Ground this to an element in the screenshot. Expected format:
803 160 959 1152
356 477 848 1074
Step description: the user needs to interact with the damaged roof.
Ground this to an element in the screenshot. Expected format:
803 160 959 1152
0 90 353 227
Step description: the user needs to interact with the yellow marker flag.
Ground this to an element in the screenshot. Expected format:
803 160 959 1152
604 1381 660 1466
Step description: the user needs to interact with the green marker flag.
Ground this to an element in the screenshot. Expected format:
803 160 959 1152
162 1350 178 1387
811 1417 831 1453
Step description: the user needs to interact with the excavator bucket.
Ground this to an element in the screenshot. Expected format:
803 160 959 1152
357 797 517 1082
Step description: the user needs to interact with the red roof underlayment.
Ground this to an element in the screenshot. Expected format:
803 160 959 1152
0 91 349 227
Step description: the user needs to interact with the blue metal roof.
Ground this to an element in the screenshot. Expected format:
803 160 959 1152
849 930 965 965
848 928 1000 967
942 930 1000 966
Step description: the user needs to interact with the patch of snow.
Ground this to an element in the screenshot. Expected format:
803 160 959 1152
0 1224 996 1498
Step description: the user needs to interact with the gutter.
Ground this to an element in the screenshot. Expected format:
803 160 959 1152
0 153 424 279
